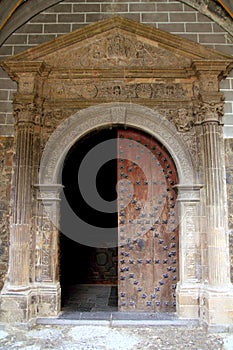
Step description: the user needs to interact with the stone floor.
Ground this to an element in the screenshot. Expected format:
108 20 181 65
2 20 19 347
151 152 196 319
0 323 232 349
61 284 118 313
0 284 233 349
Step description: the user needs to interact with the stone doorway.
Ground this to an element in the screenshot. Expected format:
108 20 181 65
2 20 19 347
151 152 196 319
59 126 179 313
1 16 233 324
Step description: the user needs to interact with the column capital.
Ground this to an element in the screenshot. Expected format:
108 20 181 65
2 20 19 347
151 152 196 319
174 184 203 202
34 184 64 202
193 100 224 125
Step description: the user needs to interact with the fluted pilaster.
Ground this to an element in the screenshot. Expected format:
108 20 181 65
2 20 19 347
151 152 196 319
8 101 36 287
201 120 230 288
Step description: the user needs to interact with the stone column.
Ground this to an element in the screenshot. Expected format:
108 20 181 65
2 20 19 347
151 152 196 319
194 63 233 326
0 97 36 321
9 101 36 287
175 185 202 319
0 64 48 322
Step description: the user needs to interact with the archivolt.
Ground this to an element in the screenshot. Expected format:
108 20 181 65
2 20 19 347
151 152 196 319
39 103 195 186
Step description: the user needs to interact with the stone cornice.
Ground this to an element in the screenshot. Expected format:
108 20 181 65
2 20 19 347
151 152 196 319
0 61 50 82
2 17 232 64
191 60 233 79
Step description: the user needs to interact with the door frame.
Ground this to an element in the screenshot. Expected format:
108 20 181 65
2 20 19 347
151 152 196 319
1 102 231 324
37 103 201 318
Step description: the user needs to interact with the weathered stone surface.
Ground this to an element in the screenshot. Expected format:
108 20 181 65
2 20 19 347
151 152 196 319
225 138 233 282
0 137 13 291
0 17 233 325
0 324 227 350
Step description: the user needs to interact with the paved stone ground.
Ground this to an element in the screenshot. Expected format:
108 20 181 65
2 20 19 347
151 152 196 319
0 323 232 350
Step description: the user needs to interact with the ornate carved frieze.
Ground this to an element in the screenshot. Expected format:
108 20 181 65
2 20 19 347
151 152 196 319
45 81 189 101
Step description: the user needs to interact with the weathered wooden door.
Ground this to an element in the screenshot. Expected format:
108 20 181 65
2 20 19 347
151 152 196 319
118 129 178 312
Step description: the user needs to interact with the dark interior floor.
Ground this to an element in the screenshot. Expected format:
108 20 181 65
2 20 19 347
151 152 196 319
61 284 118 313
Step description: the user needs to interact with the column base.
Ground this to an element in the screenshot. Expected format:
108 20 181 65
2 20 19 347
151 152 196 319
176 282 200 319
36 283 61 318
200 286 233 326
0 283 61 322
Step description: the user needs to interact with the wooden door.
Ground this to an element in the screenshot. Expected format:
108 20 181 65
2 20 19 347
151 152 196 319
117 128 178 312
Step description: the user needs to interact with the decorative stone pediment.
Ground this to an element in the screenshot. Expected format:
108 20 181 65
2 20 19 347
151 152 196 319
39 28 193 70
2 16 233 73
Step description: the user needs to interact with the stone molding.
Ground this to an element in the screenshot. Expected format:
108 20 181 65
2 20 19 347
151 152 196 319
39 103 195 186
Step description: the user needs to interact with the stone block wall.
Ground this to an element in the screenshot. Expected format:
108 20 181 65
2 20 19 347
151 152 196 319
0 137 14 290
0 0 233 288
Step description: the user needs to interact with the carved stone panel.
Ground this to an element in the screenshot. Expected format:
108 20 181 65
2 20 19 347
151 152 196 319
44 29 191 70
44 80 191 102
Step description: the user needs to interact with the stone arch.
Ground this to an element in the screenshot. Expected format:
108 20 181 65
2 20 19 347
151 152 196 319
38 102 201 317
39 103 195 187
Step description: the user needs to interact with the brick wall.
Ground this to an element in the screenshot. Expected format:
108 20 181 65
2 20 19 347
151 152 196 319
0 0 233 136
222 70 233 138
0 0 233 137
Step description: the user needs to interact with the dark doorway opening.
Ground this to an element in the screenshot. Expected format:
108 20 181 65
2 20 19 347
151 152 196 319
60 128 118 312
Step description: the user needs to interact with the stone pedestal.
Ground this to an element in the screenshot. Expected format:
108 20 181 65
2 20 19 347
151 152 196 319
176 185 202 319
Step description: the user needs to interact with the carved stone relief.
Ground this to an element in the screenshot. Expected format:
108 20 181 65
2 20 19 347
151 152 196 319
1 17 233 324
35 201 54 283
45 30 192 69
45 81 190 101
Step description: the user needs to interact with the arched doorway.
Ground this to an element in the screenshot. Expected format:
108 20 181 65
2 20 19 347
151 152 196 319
59 126 179 313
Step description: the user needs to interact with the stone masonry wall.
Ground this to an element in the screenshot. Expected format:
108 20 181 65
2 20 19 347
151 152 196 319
0 137 14 290
0 0 233 288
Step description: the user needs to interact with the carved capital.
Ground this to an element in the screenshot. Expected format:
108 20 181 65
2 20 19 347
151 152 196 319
193 100 224 124
13 101 37 125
